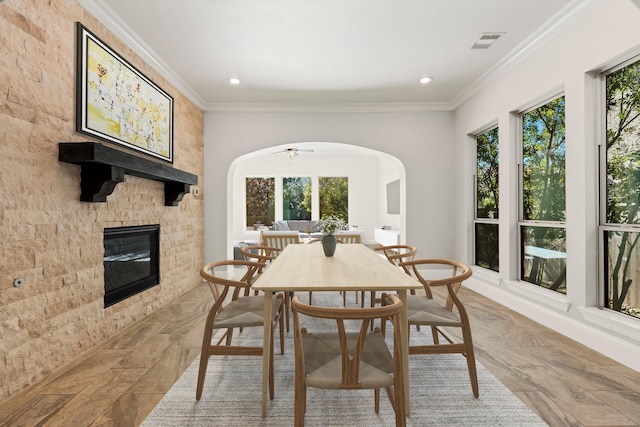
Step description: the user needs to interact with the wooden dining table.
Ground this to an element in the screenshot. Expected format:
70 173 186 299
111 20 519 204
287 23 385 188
252 243 422 417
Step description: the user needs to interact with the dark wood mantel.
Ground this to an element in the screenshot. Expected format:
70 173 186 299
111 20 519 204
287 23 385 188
59 142 198 206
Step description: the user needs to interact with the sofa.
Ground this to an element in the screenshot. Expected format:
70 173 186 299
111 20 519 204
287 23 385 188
271 220 319 233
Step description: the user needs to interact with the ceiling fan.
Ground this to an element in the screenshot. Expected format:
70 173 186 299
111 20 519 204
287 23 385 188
274 147 315 159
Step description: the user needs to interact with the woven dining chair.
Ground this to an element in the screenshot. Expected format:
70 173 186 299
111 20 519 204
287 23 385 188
292 293 406 427
335 232 362 244
197 259 285 401
397 258 478 398
240 244 296 331
365 244 418 309
260 230 301 249
240 245 282 283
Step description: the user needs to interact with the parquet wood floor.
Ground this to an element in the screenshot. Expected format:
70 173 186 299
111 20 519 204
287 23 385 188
1 281 639 426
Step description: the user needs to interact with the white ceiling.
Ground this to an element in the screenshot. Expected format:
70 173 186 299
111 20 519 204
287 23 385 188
78 0 595 112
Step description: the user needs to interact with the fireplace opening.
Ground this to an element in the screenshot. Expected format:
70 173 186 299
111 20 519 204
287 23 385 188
103 224 160 308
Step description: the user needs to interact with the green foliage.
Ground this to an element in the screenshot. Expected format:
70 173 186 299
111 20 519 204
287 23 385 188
606 60 640 314
475 223 499 272
476 127 499 219
606 61 640 225
319 177 348 223
246 177 274 225
522 97 566 222
283 177 311 220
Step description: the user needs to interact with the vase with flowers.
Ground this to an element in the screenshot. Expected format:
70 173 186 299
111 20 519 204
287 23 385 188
317 215 346 257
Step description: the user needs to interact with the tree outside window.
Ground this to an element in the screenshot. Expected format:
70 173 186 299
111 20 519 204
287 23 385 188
319 177 348 223
603 58 640 319
283 177 311 220
246 177 274 227
475 127 499 272
520 96 566 292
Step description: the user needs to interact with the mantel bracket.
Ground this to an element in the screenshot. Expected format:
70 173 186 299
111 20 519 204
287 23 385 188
59 142 198 206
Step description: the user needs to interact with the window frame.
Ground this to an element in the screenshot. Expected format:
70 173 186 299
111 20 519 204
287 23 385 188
244 174 350 229
517 93 567 292
598 54 640 319
245 176 276 228
473 125 500 272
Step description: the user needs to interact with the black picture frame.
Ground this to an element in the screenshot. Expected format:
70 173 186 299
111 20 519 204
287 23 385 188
75 22 173 163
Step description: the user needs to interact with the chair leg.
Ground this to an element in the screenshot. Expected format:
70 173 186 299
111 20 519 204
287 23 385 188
294 368 306 426
284 293 291 332
195 353 209 401
279 313 285 355
462 327 479 398
269 324 275 400
369 290 377 330
466 347 479 398
196 307 216 400
431 325 439 344
375 388 380 414
225 327 234 345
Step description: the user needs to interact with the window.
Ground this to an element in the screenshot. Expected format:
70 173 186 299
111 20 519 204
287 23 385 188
602 57 640 319
520 96 567 292
319 177 348 222
246 177 275 227
283 177 311 220
246 176 350 228
474 127 499 272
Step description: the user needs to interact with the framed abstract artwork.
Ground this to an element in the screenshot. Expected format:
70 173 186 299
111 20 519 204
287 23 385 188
75 23 173 163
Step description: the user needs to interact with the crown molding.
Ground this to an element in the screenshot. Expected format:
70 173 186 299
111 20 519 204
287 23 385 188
77 0 601 114
450 0 601 109
202 102 454 113
76 0 207 110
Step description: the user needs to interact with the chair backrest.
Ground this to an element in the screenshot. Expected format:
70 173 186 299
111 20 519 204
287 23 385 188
291 293 403 389
200 259 264 311
240 245 282 285
375 245 417 271
399 259 472 311
260 230 301 250
240 245 281 266
335 232 362 244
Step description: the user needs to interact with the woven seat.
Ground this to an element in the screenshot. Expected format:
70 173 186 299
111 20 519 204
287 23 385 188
398 258 478 398
196 260 285 401
292 293 406 427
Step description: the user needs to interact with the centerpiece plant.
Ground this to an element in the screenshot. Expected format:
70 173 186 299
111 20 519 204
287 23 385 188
317 216 346 257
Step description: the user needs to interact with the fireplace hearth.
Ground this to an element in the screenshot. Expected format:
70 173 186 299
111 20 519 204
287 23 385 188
103 224 160 307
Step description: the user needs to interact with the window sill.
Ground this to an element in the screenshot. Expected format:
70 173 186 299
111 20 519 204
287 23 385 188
502 279 572 313
471 267 501 287
578 307 640 342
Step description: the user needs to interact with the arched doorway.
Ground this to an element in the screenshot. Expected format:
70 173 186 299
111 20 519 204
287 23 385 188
226 142 406 259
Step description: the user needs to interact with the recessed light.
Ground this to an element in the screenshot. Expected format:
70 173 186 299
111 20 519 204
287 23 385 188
419 77 433 85
229 78 241 85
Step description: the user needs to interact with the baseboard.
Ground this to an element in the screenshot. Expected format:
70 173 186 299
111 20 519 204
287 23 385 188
465 273 640 373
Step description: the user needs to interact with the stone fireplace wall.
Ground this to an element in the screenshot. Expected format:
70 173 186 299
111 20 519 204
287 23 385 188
0 0 204 402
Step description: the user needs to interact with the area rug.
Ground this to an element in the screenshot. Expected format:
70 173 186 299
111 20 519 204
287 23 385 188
142 294 547 426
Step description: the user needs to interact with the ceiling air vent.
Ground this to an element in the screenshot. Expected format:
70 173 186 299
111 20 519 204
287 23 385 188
471 33 504 49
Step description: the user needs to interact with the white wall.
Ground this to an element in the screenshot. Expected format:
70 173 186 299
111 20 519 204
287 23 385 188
378 156 403 231
203 111 455 263
453 0 640 370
